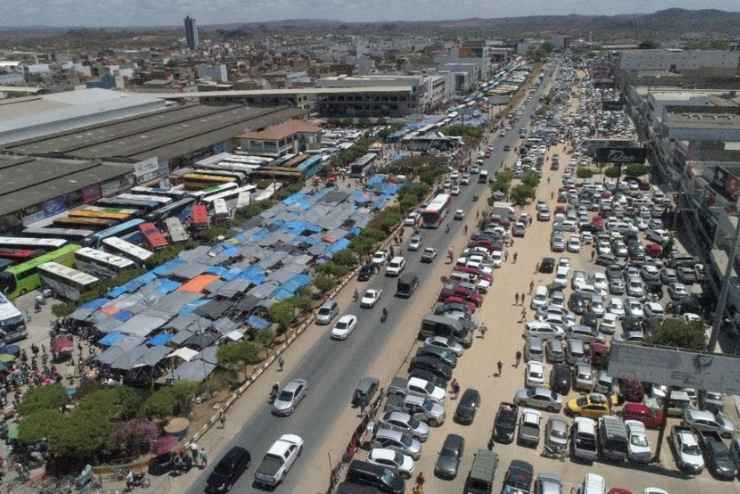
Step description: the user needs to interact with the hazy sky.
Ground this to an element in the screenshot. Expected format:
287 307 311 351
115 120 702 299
2 0 738 27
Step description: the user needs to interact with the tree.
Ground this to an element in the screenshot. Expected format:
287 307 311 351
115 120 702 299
217 340 263 376
522 170 541 188
332 249 357 268
648 318 706 351
624 163 649 178
270 299 297 331
18 383 67 416
18 409 63 445
313 274 337 293
604 166 621 178
541 41 554 53
577 168 595 179
510 184 535 206
110 419 159 457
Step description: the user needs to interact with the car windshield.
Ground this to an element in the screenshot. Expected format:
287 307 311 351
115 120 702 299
335 321 347 329
364 290 374 297
407 416 420 428
318 307 331 315
214 459 235 475
400 434 412 446
576 397 589 407
278 390 293 401
551 426 567 439
631 435 648 447
682 443 701 455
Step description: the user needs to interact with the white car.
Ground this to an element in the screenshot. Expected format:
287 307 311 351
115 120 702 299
404 212 420 226
525 361 545 388
330 314 358 340
408 235 422 251
581 231 593 244
254 434 303 487
608 297 625 318
360 288 383 308
424 336 464 357
451 186 461 196
368 448 414 478
625 420 651 464
525 321 565 340
592 272 608 295
406 377 446 403
385 256 406 276
567 236 581 253
490 250 503 268
454 209 465 220
553 270 568 289
625 298 644 319
626 278 645 300
599 313 619 334
372 250 388 265
530 289 548 310
557 257 571 270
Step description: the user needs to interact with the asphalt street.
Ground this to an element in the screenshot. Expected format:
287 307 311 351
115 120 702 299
184 70 551 494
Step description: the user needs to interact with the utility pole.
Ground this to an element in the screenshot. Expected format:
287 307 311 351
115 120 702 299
708 203 740 351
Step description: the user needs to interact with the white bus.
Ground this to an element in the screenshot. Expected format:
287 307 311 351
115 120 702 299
116 193 172 205
201 184 256 206
102 237 153 264
0 237 67 250
190 182 239 200
38 262 99 301
74 247 136 278
212 198 230 224
0 292 27 342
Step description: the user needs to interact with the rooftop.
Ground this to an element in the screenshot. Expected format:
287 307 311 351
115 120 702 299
127 86 415 100
0 154 134 217
5 104 304 162
241 119 321 141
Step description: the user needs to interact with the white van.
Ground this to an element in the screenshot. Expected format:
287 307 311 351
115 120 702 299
572 417 598 462
577 473 606 494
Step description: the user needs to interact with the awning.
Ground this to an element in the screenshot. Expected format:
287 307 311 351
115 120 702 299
172 359 216 382
168 347 200 362
221 330 244 342
51 336 73 354
246 315 270 331
146 333 174 346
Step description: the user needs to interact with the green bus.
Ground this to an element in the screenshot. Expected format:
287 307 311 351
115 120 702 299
1 243 81 299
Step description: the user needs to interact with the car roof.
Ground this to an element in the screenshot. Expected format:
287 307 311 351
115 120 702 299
443 433 465 449
222 446 249 462
268 434 302 455
369 448 397 461
686 408 714 420
338 314 355 323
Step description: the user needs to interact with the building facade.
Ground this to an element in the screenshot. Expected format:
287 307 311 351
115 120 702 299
184 16 199 50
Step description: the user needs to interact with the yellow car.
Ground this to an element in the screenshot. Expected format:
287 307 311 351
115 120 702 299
566 393 616 418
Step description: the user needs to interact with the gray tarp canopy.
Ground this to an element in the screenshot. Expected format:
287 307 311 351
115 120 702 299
133 346 171 368
110 344 148 370
195 299 232 320
150 292 200 317
248 281 279 300
69 306 94 321
212 317 239 335
97 337 145 365
114 313 170 338
215 278 251 298
166 314 212 333
92 313 123 333
171 262 209 280
171 329 194 346
235 294 261 312
172 359 216 382
258 251 290 270
183 332 218 350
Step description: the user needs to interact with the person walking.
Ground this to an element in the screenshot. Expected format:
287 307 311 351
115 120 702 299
520 293 526 307
514 293 519 305
277 354 285 372
529 281 534 294
496 360 503 376
515 351 522 368
513 252 518 263
218 409 225 429
199 447 208 468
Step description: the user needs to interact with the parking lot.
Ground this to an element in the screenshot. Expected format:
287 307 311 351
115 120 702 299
350 61 740 494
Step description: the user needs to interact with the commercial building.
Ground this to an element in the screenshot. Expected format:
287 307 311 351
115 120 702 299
240 120 322 157
197 64 228 83
184 16 199 50
619 49 739 79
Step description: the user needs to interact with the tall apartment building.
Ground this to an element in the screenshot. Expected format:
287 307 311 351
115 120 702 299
184 16 199 50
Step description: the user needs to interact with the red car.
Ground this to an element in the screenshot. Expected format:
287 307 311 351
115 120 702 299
621 402 665 429
443 296 477 313
455 266 492 282
608 489 633 494
645 243 663 257
439 285 483 307
591 215 605 231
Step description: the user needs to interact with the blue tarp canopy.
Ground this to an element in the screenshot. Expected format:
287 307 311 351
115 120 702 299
352 191 371 204
178 298 209 316
249 228 269 242
239 265 266 285
155 278 181 294
327 238 350 255
112 310 134 322
81 298 108 310
153 258 185 276
246 315 270 331
147 333 174 346
272 273 311 301
109 271 157 297
98 331 124 347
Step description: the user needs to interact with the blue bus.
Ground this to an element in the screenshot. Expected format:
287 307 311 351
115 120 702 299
82 218 146 247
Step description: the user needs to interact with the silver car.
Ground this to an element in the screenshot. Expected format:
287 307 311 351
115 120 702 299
513 387 563 412
380 411 430 442
372 428 422 460
385 394 446 427
535 473 563 494
271 379 307 416
573 363 594 392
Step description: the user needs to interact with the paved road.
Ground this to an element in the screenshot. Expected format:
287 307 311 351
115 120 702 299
184 71 551 494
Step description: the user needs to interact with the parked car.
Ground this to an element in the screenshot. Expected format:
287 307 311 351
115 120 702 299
545 416 569 456
435 434 465 480
367 448 414 479
379 411 430 442
503 460 534 494
671 426 704 474
625 420 651 464
683 408 735 439
454 389 481 425
697 431 737 480
513 387 563 412
517 409 543 447
566 393 613 419
494 402 518 444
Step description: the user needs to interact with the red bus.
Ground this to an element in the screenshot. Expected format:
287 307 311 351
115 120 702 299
0 248 41 261
421 193 452 229
138 222 169 249
191 203 209 229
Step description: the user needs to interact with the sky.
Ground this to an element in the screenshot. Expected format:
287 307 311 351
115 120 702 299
1 0 738 27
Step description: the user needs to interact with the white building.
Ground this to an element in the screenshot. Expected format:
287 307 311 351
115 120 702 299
197 63 228 83
619 49 738 78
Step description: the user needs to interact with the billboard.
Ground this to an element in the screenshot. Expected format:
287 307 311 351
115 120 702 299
602 100 623 111
594 147 647 164
608 342 740 394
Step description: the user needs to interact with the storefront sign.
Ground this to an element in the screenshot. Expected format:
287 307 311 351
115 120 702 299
594 147 647 164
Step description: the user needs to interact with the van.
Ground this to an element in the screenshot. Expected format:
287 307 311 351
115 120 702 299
572 417 598 462
316 299 338 325
352 376 380 408
531 286 548 310
566 338 586 365
396 273 419 298
576 473 605 494
524 336 544 362
598 416 628 461
419 314 465 342
464 449 498 494
346 460 405 494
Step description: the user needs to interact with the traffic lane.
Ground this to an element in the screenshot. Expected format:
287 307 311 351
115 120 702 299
187 179 485 494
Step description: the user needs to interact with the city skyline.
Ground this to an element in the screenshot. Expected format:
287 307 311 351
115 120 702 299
1 0 739 27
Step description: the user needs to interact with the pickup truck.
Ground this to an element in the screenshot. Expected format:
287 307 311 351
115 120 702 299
387 376 446 404
254 434 303 487
493 402 518 444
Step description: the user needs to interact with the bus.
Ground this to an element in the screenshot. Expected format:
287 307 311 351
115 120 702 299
193 168 248 185
145 197 196 222
212 198 230 224
83 218 146 247
183 173 236 190
131 186 189 199
190 203 210 231
69 209 132 221
22 226 95 242
0 248 42 261
96 197 159 211
116 193 173 205
102 236 153 264
189 182 239 200
38 262 99 301
74 247 136 278
421 194 452 229
53 216 116 230
201 184 256 207
1 244 81 299
139 222 168 249
0 237 67 250
0 292 27 342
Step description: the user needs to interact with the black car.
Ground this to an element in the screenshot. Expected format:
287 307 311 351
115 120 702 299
346 460 405 494
408 368 450 387
549 364 571 395
434 434 465 479
408 356 453 381
503 460 534 494
606 264 624 281
454 389 481 425
493 402 518 444
568 293 586 315
206 446 251 493
358 264 374 281
539 257 555 274
416 346 458 368
700 434 738 480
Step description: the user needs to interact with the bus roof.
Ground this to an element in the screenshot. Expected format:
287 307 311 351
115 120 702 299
39 261 99 285
102 237 153 262
117 193 172 205
6 244 80 274
201 184 257 204
22 226 94 240
75 247 136 269
145 196 195 222
191 203 209 226
139 222 168 249
88 218 146 245
0 237 67 249
424 194 452 214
